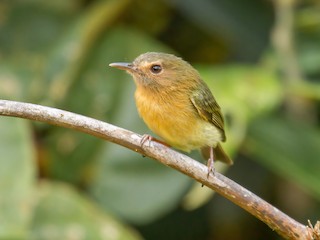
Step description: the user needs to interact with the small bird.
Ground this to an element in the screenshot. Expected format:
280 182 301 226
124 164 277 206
109 52 232 176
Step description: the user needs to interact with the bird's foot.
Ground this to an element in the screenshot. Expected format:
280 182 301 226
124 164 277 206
207 158 216 178
140 134 170 148
140 134 153 147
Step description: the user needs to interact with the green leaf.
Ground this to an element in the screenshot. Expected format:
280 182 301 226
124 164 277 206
0 0 81 101
44 0 131 102
0 0 79 55
0 117 36 239
198 64 282 119
90 147 191 224
245 116 320 200
29 181 142 240
197 64 283 154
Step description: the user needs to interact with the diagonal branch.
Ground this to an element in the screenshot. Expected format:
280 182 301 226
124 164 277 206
0 100 316 240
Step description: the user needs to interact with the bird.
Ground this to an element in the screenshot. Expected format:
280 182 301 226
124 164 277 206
109 52 232 176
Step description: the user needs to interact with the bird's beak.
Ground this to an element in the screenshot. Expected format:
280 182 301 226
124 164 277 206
109 62 134 71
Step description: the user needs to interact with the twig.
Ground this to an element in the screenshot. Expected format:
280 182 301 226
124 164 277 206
272 0 302 84
0 100 316 240
271 0 317 123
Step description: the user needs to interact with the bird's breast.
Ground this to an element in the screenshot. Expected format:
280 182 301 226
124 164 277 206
134 87 222 151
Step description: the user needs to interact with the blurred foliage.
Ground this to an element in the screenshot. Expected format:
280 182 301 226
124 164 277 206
0 0 319 239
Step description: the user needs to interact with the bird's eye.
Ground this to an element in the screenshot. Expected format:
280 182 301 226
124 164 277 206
150 64 162 74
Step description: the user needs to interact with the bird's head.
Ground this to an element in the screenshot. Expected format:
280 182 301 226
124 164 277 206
109 52 200 90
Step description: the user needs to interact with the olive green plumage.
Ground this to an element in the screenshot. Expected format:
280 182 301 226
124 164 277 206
110 52 233 168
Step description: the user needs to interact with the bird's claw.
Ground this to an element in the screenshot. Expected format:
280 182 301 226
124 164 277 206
140 134 153 147
207 157 216 178
140 134 170 148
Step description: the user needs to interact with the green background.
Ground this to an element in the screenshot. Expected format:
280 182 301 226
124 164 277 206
0 0 319 239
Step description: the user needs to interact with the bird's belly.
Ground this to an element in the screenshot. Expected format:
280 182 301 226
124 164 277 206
135 92 222 151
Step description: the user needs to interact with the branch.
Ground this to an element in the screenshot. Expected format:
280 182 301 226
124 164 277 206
271 0 302 84
271 0 317 123
0 100 316 240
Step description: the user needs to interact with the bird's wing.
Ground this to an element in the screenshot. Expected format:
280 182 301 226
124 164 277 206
190 86 226 141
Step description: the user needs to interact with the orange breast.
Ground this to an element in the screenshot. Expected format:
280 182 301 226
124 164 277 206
134 86 222 151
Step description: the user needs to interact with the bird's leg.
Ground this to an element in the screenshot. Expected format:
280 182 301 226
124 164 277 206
207 146 216 177
140 134 170 148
